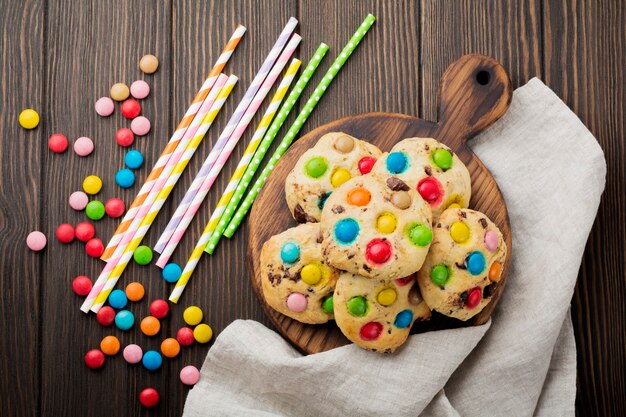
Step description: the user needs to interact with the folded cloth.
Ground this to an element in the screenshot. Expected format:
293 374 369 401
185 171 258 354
183 78 606 417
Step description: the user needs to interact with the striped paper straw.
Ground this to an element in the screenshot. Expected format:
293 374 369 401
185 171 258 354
155 36 301 267
81 77 237 313
168 46 328 304
153 18 298 254
101 24 246 261
225 14 376 237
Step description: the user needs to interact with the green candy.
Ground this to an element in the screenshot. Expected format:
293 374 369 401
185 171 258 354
409 224 433 246
322 296 334 314
305 157 328 178
432 149 453 170
431 264 450 286
133 245 153 265
85 200 105 220
347 295 368 317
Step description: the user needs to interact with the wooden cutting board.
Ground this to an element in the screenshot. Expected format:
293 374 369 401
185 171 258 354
247 54 513 354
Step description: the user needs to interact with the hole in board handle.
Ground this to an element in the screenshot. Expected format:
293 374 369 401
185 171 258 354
476 70 490 86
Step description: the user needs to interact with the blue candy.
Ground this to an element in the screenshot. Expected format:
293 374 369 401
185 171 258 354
334 218 359 244
467 251 486 275
394 309 413 329
386 152 408 174
108 289 128 309
162 263 182 283
125 150 144 169
142 350 163 371
280 242 300 264
115 168 135 188
114 310 135 331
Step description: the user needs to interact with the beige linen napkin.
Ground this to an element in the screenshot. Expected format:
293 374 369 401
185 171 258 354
183 78 606 417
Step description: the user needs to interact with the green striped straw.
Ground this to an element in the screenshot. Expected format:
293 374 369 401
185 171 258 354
204 43 330 253
222 13 376 239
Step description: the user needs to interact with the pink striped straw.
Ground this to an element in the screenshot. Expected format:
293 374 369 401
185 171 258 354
153 17 299 254
155 34 302 266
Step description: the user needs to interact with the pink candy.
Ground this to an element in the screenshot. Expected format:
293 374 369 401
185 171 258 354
130 80 150 99
485 230 499 252
74 136 94 156
123 344 143 364
286 292 307 312
69 191 89 211
94 97 114 117
179 365 200 386
131 116 150 136
26 231 47 251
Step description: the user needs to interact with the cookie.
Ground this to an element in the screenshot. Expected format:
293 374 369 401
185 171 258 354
321 174 433 280
285 132 382 223
260 223 339 324
333 272 431 353
371 137 471 222
417 208 507 321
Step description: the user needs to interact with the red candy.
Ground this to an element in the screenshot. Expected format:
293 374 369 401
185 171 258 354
85 349 105 369
149 299 169 319
48 133 69 153
75 222 95 242
115 128 135 147
417 177 444 206
105 198 125 218
139 388 160 408
177 327 195 346
365 238 392 264
358 156 377 174
395 275 415 286
56 223 75 243
72 275 93 296
86 238 104 258
96 306 116 326
121 99 141 119
360 322 383 341
466 287 482 309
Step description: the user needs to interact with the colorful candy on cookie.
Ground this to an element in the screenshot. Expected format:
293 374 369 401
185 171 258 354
416 208 507 321
284 132 382 223
260 223 339 324
320 174 433 280
333 272 431 353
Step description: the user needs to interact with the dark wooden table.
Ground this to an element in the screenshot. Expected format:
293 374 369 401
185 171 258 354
0 1 623 416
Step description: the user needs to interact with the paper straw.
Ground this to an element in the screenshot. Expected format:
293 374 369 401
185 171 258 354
168 47 328 304
155 36 301 267
153 18 298 254
225 14 376 237
101 24 246 261
81 77 237 313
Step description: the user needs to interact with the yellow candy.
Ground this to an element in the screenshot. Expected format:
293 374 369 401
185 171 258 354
183 306 203 326
447 203 461 209
300 264 322 285
377 288 397 306
83 175 103 195
194 323 213 343
330 168 351 188
376 213 397 234
110 83 130 101
19 109 40 129
450 221 470 243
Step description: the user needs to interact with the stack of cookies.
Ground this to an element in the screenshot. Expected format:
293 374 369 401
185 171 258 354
260 132 507 353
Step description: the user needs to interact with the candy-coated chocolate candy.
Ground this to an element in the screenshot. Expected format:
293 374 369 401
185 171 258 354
19 109 39 129
142 350 163 371
183 306 203 325
334 218 359 244
74 136 94 156
105 198 125 218
130 80 150 99
330 168 351 188
133 245 153 265
280 242 300 264
180 365 200 386
161 338 181 358
394 309 413 328
115 168 135 188
430 264 450 286
125 282 145 301
85 238 104 257
100 335 121 356
417 177 443 205
83 175 103 195
466 287 482 309
176 327 194 346
489 261 502 282
409 224 432 247
110 83 130 101
72 275 92 296
75 222 95 242
391 191 411 210
365 238 392 264
115 127 135 147
139 388 159 408
26 231 47 251
317 192 331 209
48 133 68 153
85 200 105 220
300 264 322 285
450 222 470 243
386 152 408 174
358 156 376 174
347 295 368 317
377 288 397 306
376 213 397 234
286 292 307 312
123 344 143 364
131 116 151 136
334 135 354 153
69 191 89 211
115 310 135 330
96 306 116 327
395 275 414 286
467 251 486 275
347 188 371 206
162 263 182 283
139 54 159 74
193 324 213 344
140 316 161 336
121 99 141 119
84 349 105 369
447 203 461 210
56 223 75 243
484 230 499 252
359 321 383 341
305 157 327 178
321 296 334 314
432 148 453 170
125 149 144 169
94 97 114 117
150 299 169 319
108 289 128 309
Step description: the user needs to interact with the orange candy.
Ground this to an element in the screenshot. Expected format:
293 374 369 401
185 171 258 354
347 188 371 206
125 282 145 301
160 338 181 358
140 316 161 336
489 261 502 282
100 335 121 356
